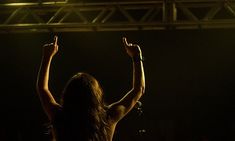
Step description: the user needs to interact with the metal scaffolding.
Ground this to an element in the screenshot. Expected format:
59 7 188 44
1 0 235 32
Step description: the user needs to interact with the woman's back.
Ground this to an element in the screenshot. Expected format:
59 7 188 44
51 105 117 141
52 73 110 141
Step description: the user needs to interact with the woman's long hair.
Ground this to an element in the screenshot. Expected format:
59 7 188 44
55 72 108 141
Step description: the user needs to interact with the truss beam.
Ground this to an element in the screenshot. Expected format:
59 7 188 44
1 0 235 32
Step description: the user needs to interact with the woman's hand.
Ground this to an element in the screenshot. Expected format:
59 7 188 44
122 37 142 58
43 36 59 58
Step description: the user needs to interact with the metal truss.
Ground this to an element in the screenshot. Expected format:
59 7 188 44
1 0 235 33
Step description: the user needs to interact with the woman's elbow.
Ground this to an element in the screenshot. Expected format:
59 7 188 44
133 85 145 95
140 85 145 95
36 85 48 94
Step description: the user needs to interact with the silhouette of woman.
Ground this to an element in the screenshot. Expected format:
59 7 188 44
36 36 145 141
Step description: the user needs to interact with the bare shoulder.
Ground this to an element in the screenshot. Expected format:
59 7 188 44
106 103 126 124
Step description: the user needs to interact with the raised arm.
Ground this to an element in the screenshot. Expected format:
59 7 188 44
108 37 145 122
36 36 60 120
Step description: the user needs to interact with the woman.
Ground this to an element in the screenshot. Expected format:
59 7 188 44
36 36 145 141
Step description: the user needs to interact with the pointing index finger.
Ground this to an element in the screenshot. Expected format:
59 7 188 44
122 37 128 46
54 36 58 45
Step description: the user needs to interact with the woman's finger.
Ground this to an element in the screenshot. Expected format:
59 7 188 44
122 37 128 46
54 36 58 45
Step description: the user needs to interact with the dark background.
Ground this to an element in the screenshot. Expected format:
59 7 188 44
1 29 235 141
